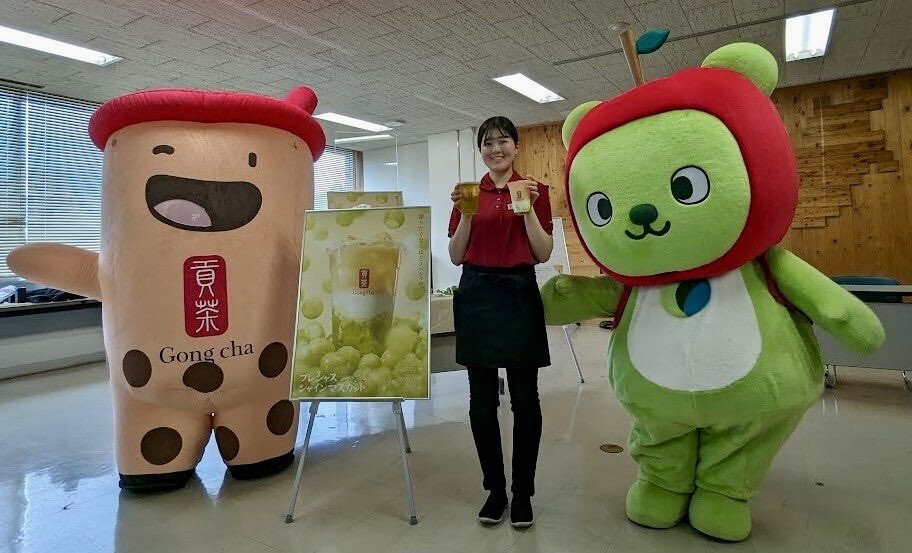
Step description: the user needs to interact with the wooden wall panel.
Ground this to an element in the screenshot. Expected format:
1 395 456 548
775 71 912 283
515 69 912 283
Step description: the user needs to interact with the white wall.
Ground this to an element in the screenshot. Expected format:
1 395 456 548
362 142 429 207
428 128 485 291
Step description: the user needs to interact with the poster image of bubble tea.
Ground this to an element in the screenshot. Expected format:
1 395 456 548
292 206 431 400
326 191 403 209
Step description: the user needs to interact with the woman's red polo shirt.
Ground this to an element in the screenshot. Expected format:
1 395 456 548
448 170 553 267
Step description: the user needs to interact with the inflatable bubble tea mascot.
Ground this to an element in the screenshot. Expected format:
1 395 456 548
8 87 325 492
541 37 885 541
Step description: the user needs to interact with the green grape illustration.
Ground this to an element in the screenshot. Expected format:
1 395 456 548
320 351 348 376
376 193 389 204
321 278 332 294
302 338 332 366
336 345 361 368
383 209 405 229
303 321 326 340
363 367 392 395
305 216 316 230
300 297 324 319
406 281 426 301
358 353 382 372
381 349 403 369
335 211 355 227
386 325 418 357
301 255 311 272
314 228 329 241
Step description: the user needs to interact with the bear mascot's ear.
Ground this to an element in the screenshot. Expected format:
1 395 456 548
562 101 601 149
702 42 778 96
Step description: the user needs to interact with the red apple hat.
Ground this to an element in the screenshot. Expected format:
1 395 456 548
563 43 799 287
88 87 326 161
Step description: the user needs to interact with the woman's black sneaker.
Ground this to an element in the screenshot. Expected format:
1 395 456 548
478 491 508 525
510 494 534 528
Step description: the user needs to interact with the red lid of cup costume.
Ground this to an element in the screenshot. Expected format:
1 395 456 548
564 67 798 286
88 86 326 161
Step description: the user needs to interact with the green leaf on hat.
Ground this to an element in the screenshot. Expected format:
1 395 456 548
636 29 670 54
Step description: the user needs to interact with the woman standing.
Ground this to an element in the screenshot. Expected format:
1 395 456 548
448 116 553 528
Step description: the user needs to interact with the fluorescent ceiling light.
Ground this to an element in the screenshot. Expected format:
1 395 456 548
334 134 394 144
493 73 564 103
0 24 121 66
382 162 398 166
315 112 391 132
785 8 835 62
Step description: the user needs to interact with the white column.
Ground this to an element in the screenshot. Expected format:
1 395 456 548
428 128 480 290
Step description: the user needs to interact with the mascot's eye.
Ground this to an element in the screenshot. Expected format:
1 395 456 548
586 192 612 227
670 166 710 205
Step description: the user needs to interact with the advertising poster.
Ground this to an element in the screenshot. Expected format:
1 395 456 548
327 191 404 209
291 206 430 400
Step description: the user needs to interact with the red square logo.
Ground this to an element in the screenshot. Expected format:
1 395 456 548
359 268 370 289
183 256 228 337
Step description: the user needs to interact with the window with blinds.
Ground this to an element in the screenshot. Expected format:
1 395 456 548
0 86 102 279
314 145 360 210
0 86 362 279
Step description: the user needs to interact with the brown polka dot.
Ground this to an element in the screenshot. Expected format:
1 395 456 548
182 362 223 393
140 427 182 465
267 400 294 435
123 350 152 387
215 426 240 461
259 342 288 378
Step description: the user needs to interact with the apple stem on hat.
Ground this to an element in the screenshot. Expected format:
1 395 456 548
620 29 646 86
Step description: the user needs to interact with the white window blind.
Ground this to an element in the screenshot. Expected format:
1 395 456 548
0 86 102 279
314 145 360 210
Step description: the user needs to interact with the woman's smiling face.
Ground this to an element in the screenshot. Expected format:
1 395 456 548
480 128 518 173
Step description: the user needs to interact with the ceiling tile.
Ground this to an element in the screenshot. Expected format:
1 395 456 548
732 0 784 23
520 0 584 25
123 16 220 50
376 8 452 42
243 0 337 36
686 2 738 34
634 0 694 36
56 0 142 27
461 0 528 22
177 0 271 32
312 2 395 38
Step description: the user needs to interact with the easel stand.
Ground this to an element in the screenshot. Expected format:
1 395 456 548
563 324 585 383
284 398 419 525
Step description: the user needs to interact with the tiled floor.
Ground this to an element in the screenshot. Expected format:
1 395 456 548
1 326 910 553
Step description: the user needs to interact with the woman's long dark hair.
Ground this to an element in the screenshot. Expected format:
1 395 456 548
477 116 519 150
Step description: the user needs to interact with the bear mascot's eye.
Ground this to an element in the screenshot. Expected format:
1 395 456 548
670 166 710 205
587 192 613 226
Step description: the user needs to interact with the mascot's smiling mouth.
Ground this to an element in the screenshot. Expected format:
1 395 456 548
625 221 671 240
146 174 262 232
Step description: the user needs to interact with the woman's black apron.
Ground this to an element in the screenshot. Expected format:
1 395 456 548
453 264 550 369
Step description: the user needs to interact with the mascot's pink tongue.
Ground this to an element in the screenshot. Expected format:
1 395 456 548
154 199 212 227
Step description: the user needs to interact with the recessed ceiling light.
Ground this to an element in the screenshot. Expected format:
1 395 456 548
785 8 835 62
493 73 564 104
315 112 392 132
334 134 394 144
0 24 121 66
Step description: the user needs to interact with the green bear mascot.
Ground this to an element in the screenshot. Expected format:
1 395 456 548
541 43 885 541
